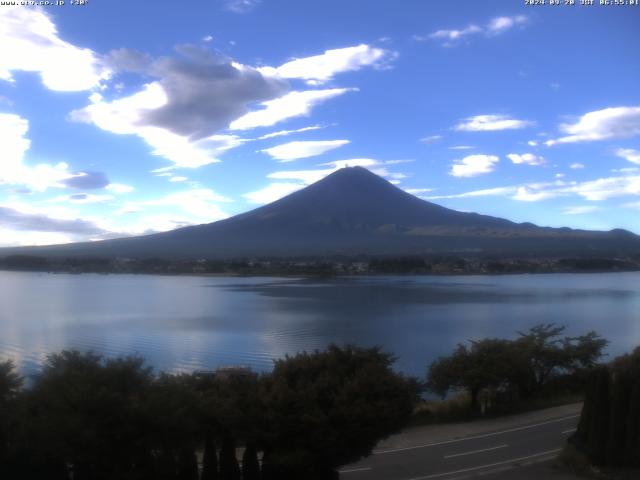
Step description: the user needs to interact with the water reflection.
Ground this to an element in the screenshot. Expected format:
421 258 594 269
1 271 639 377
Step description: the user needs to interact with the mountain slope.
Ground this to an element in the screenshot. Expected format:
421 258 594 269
3 167 640 259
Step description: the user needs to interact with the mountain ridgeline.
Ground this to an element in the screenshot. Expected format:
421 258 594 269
3 167 640 260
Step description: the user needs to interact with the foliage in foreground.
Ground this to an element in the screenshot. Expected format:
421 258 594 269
0 346 419 480
570 346 640 468
426 324 608 413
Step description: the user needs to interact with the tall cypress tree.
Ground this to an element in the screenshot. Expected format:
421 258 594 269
177 447 199 480
625 381 640 467
201 433 219 480
219 437 240 480
259 450 274 480
241 442 260 480
157 448 178 480
606 371 631 467
587 366 610 466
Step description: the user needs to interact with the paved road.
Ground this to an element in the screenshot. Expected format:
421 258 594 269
339 405 582 480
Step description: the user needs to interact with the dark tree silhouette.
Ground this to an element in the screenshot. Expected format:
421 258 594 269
177 446 199 480
571 347 640 467
262 344 420 478
25 351 154 479
242 442 261 480
219 436 241 480
428 339 520 410
427 324 608 411
201 432 219 480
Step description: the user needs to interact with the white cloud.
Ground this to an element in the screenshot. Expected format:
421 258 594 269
427 186 517 200
258 125 323 140
527 140 539 147
259 44 393 85
507 153 546 166
0 229 74 247
616 148 640 165
567 175 640 201
622 201 640 210
454 114 534 132
384 159 415 165
229 88 355 130
562 206 601 215
545 106 640 146
0 203 112 246
119 189 232 226
512 187 558 202
225 0 260 13
486 15 528 35
428 25 482 42
151 166 175 174
100 46 287 140
267 168 334 185
71 83 247 168
450 154 499 177
426 15 528 45
243 182 303 204
389 172 407 180
0 7 108 91
0 113 76 191
449 145 474 150
570 163 585 169
71 42 384 167
420 135 442 143
405 188 433 195
106 183 135 193
261 139 349 162
169 176 188 182
429 174 640 203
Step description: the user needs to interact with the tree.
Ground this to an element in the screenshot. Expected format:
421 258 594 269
514 324 607 397
0 360 23 478
0 360 22 401
25 350 154 479
146 373 202 480
201 432 219 480
242 442 261 480
262 345 420 478
219 436 241 480
427 339 522 410
177 446 199 480
571 347 640 468
427 325 608 411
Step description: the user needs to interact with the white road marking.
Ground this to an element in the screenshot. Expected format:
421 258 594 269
339 467 372 474
443 444 508 459
562 428 577 434
374 414 580 454
405 448 562 480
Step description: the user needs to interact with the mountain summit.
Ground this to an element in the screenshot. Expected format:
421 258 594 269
4 167 640 259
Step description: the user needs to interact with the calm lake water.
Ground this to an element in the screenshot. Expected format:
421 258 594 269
1 271 639 378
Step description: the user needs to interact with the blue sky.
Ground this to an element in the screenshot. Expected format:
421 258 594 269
0 0 639 246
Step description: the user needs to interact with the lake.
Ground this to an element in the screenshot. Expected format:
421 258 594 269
1 271 639 378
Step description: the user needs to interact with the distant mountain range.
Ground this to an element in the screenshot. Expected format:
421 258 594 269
3 167 640 259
